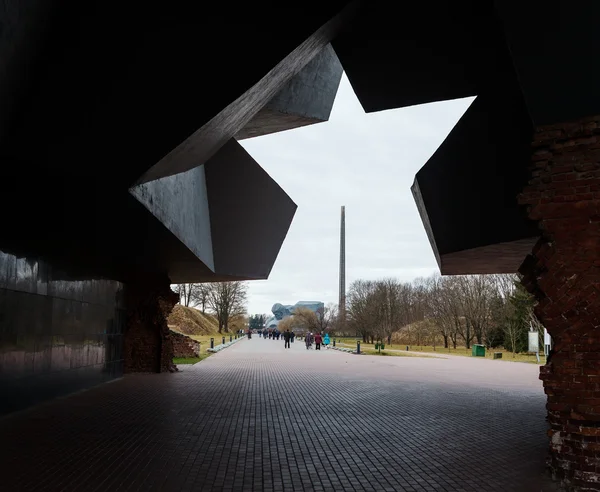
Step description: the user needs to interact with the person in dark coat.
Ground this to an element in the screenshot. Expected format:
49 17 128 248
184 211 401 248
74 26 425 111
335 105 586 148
314 332 323 350
283 329 291 349
305 333 313 350
290 331 295 343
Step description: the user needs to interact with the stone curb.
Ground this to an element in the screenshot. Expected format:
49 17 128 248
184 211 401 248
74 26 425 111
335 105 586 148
207 335 246 353
329 346 358 355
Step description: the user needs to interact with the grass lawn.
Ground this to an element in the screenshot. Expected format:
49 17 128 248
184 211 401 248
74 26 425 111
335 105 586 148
334 338 545 364
173 352 213 365
170 331 245 366
359 348 439 358
336 342 436 358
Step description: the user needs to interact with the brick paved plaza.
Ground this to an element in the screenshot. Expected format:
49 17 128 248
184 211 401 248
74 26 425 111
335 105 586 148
1 338 554 491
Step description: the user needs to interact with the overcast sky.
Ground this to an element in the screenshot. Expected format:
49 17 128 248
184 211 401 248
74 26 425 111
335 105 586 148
240 74 474 316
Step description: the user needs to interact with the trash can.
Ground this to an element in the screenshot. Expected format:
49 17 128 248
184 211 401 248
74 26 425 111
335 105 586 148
472 344 486 357
374 343 380 350
380 344 385 350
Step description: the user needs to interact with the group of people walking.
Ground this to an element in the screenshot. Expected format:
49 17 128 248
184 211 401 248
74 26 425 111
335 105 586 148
256 328 331 351
258 329 290 341
303 332 330 350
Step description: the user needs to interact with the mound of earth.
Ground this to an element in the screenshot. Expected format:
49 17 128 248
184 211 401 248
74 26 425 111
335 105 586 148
227 315 247 332
391 319 429 344
168 305 218 335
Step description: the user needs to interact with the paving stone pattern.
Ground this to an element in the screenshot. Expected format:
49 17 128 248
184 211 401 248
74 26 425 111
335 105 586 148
0 339 555 491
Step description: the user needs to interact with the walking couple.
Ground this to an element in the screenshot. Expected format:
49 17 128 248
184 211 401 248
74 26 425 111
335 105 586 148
305 332 330 350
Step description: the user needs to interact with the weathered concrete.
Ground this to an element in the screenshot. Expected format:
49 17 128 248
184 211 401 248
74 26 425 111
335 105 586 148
138 6 357 183
411 82 537 276
128 140 297 283
130 164 214 272
236 44 343 140
204 140 297 281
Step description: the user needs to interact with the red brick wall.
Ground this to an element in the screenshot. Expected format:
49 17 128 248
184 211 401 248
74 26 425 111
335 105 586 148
519 115 600 489
124 277 179 373
171 330 200 358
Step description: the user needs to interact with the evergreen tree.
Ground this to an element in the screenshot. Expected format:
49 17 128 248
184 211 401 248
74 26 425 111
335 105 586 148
504 282 534 354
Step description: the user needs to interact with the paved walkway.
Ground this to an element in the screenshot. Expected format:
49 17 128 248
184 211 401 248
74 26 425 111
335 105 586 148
1 338 555 491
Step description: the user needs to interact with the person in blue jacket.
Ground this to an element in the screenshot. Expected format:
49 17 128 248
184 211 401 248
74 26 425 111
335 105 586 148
323 333 330 349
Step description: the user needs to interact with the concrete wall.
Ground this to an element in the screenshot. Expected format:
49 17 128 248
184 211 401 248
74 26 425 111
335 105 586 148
130 165 214 272
0 249 125 415
236 44 343 139
411 79 538 275
205 140 297 280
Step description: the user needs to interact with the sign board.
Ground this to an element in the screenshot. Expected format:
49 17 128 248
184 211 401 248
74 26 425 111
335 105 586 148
543 327 552 356
528 331 539 353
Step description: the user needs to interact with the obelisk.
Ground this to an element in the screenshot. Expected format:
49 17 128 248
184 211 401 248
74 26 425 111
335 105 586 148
339 205 346 327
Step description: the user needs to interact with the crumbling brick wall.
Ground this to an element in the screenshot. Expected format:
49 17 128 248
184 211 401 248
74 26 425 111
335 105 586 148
124 275 179 373
171 330 200 358
519 115 600 490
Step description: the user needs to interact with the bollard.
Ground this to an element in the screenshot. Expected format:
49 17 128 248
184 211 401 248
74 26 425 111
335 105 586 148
230 335 232 342
210 338 214 349
357 340 361 354
406 346 409 351
333 339 336 347
222 336 226 345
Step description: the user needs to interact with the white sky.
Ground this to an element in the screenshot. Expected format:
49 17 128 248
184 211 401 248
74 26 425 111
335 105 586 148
240 74 474 315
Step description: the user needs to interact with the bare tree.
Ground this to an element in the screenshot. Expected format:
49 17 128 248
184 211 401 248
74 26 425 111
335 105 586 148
503 302 521 358
425 275 464 349
205 281 248 333
377 278 409 344
292 307 320 333
347 278 418 344
347 280 377 342
407 277 428 325
173 283 210 311
277 316 298 332
425 275 453 348
345 272 546 354
196 284 209 313
316 303 338 334
455 275 498 347
175 284 194 307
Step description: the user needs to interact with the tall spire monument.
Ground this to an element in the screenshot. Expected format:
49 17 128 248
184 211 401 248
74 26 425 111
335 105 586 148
338 205 346 327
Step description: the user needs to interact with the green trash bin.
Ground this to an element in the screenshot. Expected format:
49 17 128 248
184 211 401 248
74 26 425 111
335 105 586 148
472 344 486 357
380 344 385 350
374 343 380 350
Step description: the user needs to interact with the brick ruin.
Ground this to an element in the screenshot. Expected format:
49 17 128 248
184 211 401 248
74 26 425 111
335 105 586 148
519 116 600 489
171 330 201 358
124 276 180 373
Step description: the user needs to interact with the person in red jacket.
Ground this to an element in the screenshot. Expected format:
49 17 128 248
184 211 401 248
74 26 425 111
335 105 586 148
314 332 323 350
